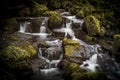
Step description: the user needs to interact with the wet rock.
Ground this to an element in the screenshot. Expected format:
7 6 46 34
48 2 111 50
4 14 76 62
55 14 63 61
26 18 42 33
63 38 88 63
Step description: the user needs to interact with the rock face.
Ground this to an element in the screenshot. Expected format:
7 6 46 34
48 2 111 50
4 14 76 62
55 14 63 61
26 18 42 33
83 15 105 36
63 38 87 64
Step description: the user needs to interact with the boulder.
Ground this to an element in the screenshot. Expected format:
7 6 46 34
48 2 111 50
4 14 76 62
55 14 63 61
83 15 105 36
48 14 63 30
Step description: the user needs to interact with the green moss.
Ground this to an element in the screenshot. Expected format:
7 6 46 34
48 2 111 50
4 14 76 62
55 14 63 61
20 41 37 56
42 11 58 17
31 2 48 16
0 46 29 61
113 34 120 52
84 15 105 36
48 14 63 30
63 38 80 56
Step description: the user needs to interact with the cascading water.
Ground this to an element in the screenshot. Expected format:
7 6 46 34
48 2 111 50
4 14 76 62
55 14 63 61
18 13 120 80
19 17 50 40
19 21 30 33
37 39 64 80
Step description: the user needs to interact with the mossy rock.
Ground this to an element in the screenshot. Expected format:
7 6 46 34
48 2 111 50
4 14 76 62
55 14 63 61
48 14 63 30
83 15 105 36
1 18 18 32
0 44 36 68
31 2 48 16
42 11 58 17
20 41 37 57
63 38 80 56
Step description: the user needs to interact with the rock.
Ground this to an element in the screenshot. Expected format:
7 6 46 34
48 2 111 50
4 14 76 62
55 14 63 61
26 18 42 33
48 14 63 30
73 29 87 40
63 38 87 63
83 15 105 36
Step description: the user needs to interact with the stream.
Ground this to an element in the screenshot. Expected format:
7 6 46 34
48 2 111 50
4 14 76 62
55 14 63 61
18 12 120 80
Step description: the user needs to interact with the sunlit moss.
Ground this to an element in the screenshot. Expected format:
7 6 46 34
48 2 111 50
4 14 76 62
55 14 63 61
63 38 79 56
84 15 105 36
20 41 37 56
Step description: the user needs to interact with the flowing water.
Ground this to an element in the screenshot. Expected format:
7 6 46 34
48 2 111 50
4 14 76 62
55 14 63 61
19 12 120 80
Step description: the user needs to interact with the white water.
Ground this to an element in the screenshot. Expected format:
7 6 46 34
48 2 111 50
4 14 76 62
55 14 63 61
38 39 63 75
19 18 50 40
19 16 120 80
19 21 30 33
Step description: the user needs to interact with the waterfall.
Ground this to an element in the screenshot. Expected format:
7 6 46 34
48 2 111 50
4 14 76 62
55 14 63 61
19 21 30 33
38 39 63 76
40 26 46 33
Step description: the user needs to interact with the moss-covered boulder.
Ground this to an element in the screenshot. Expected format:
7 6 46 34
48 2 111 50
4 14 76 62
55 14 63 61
83 15 105 36
63 38 87 63
0 41 37 68
42 11 58 17
63 38 79 56
48 14 63 30
0 18 18 33
30 2 48 16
